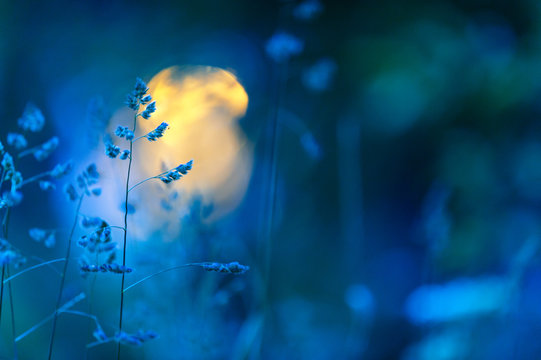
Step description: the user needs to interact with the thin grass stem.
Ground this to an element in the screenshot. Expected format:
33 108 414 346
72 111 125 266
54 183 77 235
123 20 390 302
118 112 138 360
7 265 17 359
47 194 85 360
127 176 157 193
123 264 193 293
3 258 65 284
20 170 52 187
16 292 86 343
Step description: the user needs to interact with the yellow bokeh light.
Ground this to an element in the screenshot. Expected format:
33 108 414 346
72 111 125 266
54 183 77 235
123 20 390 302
136 66 252 218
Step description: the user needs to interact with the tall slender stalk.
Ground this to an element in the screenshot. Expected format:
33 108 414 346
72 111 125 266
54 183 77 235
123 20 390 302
0 205 7 325
262 62 288 298
117 113 137 360
7 265 17 359
1 207 17 358
0 264 4 326
47 194 84 360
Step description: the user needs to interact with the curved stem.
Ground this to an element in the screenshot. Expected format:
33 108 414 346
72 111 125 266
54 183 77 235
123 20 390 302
3 258 65 284
61 310 101 327
263 62 288 288
127 176 157 193
0 207 10 335
88 338 114 349
7 266 17 359
123 264 194 293
47 194 85 360
16 292 86 343
20 171 52 187
17 146 39 159
0 265 4 326
118 112 137 360
0 167 6 191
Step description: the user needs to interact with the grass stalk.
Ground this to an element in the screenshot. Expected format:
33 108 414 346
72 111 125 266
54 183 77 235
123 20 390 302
117 112 138 360
47 194 84 360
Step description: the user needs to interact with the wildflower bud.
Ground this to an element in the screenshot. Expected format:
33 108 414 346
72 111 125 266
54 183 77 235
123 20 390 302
29 228 56 248
145 122 168 141
201 261 250 275
83 164 100 186
80 263 99 273
100 263 133 273
2 190 23 207
34 137 59 161
81 216 103 228
105 143 121 158
39 181 55 191
77 174 86 189
133 78 149 98
29 228 47 242
78 236 89 248
141 101 156 119
7 133 27 150
176 159 193 174
125 130 134 140
64 183 78 201
91 188 102 196
115 126 127 138
119 150 130 160
1 153 13 171
159 176 172 184
51 161 73 178
125 94 139 111
140 95 152 104
17 103 45 132
11 172 23 189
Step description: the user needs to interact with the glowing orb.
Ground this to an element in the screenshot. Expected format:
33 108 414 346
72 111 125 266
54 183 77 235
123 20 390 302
101 66 252 239
141 66 252 214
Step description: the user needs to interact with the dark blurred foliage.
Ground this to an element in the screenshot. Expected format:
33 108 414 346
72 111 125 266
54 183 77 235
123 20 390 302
2 0 541 359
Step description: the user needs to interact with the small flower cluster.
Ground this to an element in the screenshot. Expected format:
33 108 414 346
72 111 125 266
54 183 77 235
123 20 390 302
115 330 158 346
17 103 45 132
50 161 73 179
125 78 155 117
39 181 55 191
80 262 133 274
107 131 132 160
141 101 156 119
105 142 120 159
159 160 193 184
199 261 250 275
145 122 168 141
33 137 59 161
7 133 27 150
115 126 134 141
106 78 162 162
78 220 114 254
64 163 101 201
1 152 23 208
77 217 130 277
91 328 158 347
29 228 56 248
0 238 25 267
0 104 71 208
